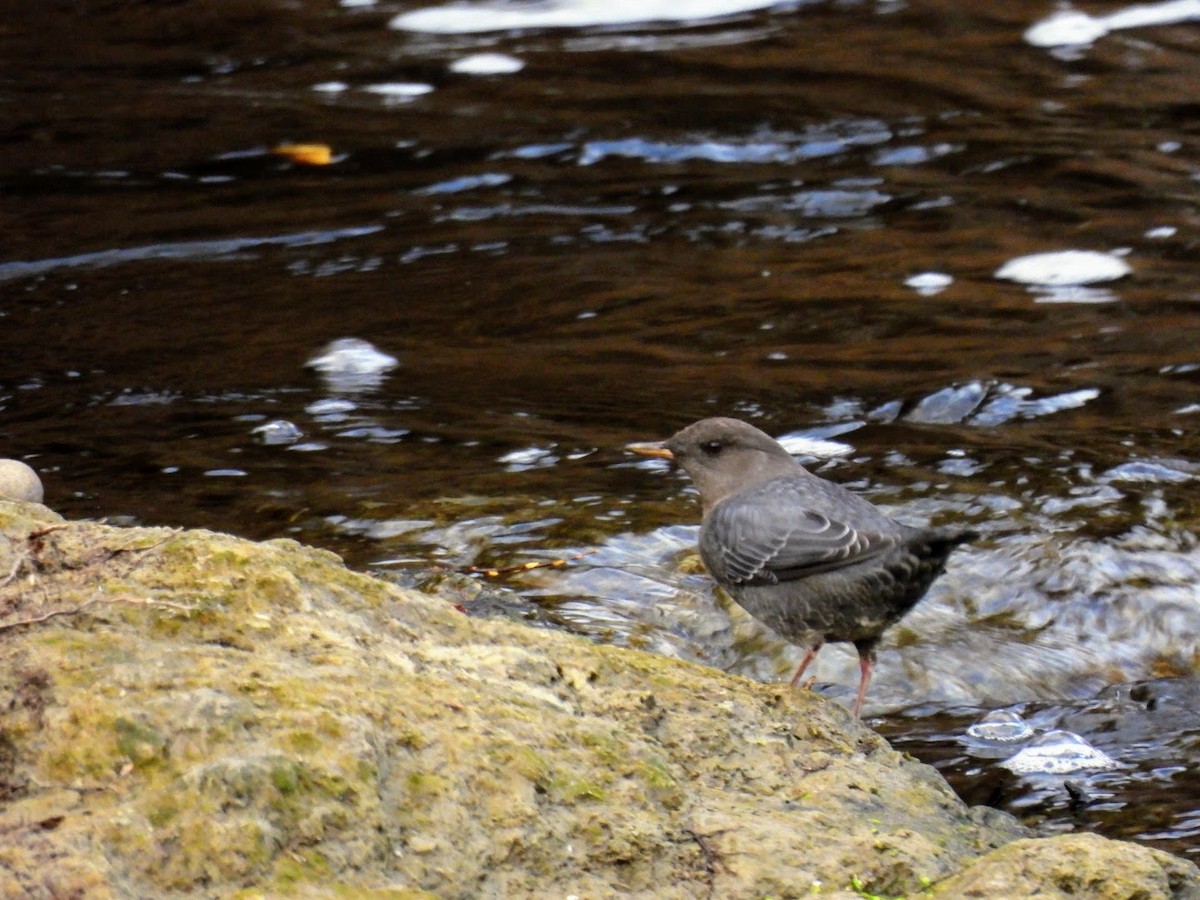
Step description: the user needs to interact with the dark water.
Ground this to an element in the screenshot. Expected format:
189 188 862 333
4 0 1200 858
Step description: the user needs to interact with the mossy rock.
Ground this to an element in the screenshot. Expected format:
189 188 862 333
0 500 1194 898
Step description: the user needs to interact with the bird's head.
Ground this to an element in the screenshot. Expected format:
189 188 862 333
627 417 798 511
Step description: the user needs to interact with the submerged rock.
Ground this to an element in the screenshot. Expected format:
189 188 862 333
0 500 1194 898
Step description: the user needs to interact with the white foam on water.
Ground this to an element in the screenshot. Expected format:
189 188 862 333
1000 730 1119 775
306 338 399 393
252 420 304 446
1025 9 1109 46
905 271 953 296
776 433 855 459
450 52 525 74
1025 0 1200 48
995 250 1131 286
498 446 560 471
966 710 1035 744
392 0 789 34
362 82 435 100
306 338 399 376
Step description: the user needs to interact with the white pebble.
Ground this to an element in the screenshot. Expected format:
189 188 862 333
0 460 44 503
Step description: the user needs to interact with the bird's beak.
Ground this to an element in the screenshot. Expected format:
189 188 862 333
626 440 674 460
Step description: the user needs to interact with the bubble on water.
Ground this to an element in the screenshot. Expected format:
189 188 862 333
307 338 398 375
1000 729 1119 775
306 338 399 393
1026 3 1200 49
776 433 855 459
450 53 525 75
392 0 789 34
995 250 1131 287
904 271 953 296
967 710 1035 743
252 419 304 446
499 446 560 472
362 83 435 101
1025 10 1109 47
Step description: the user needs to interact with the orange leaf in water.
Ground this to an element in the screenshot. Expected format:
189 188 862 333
272 143 334 166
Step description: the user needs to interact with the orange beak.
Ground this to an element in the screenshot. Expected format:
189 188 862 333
626 441 674 460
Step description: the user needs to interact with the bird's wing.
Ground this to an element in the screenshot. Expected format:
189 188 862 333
702 480 900 586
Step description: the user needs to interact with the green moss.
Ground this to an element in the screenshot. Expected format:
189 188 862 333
271 760 301 796
849 874 909 900
146 796 181 828
46 708 120 780
491 745 550 787
579 730 625 766
637 756 675 789
551 777 606 803
284 730 321 753
271 847 333 887
405 771 450 797
635 756 684 809
356 759 377 783
169 815 276 886
114 717 167 767
316 711 345 739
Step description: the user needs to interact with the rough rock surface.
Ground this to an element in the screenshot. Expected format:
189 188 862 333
0 499 1195 898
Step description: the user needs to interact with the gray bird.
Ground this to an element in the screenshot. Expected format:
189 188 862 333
628 417 977 716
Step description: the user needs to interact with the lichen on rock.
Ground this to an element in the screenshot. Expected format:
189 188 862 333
0 499 1195 898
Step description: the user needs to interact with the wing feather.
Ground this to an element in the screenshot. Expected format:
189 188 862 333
701 477 900 586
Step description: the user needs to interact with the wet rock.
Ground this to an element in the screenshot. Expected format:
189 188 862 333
0 460 43 503
0 499 1194 897
935 832 1200 899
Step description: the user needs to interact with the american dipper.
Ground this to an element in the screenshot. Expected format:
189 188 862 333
628 417 977 716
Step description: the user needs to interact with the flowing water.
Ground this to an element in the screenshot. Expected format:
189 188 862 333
4 0 1200 858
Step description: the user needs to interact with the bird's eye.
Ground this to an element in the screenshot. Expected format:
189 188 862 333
700 440 723 456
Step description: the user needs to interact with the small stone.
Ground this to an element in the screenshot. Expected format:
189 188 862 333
0 459 44 503
408 835 438 853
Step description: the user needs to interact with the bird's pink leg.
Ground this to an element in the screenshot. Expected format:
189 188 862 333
851 653 874 718
788 643 823 687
